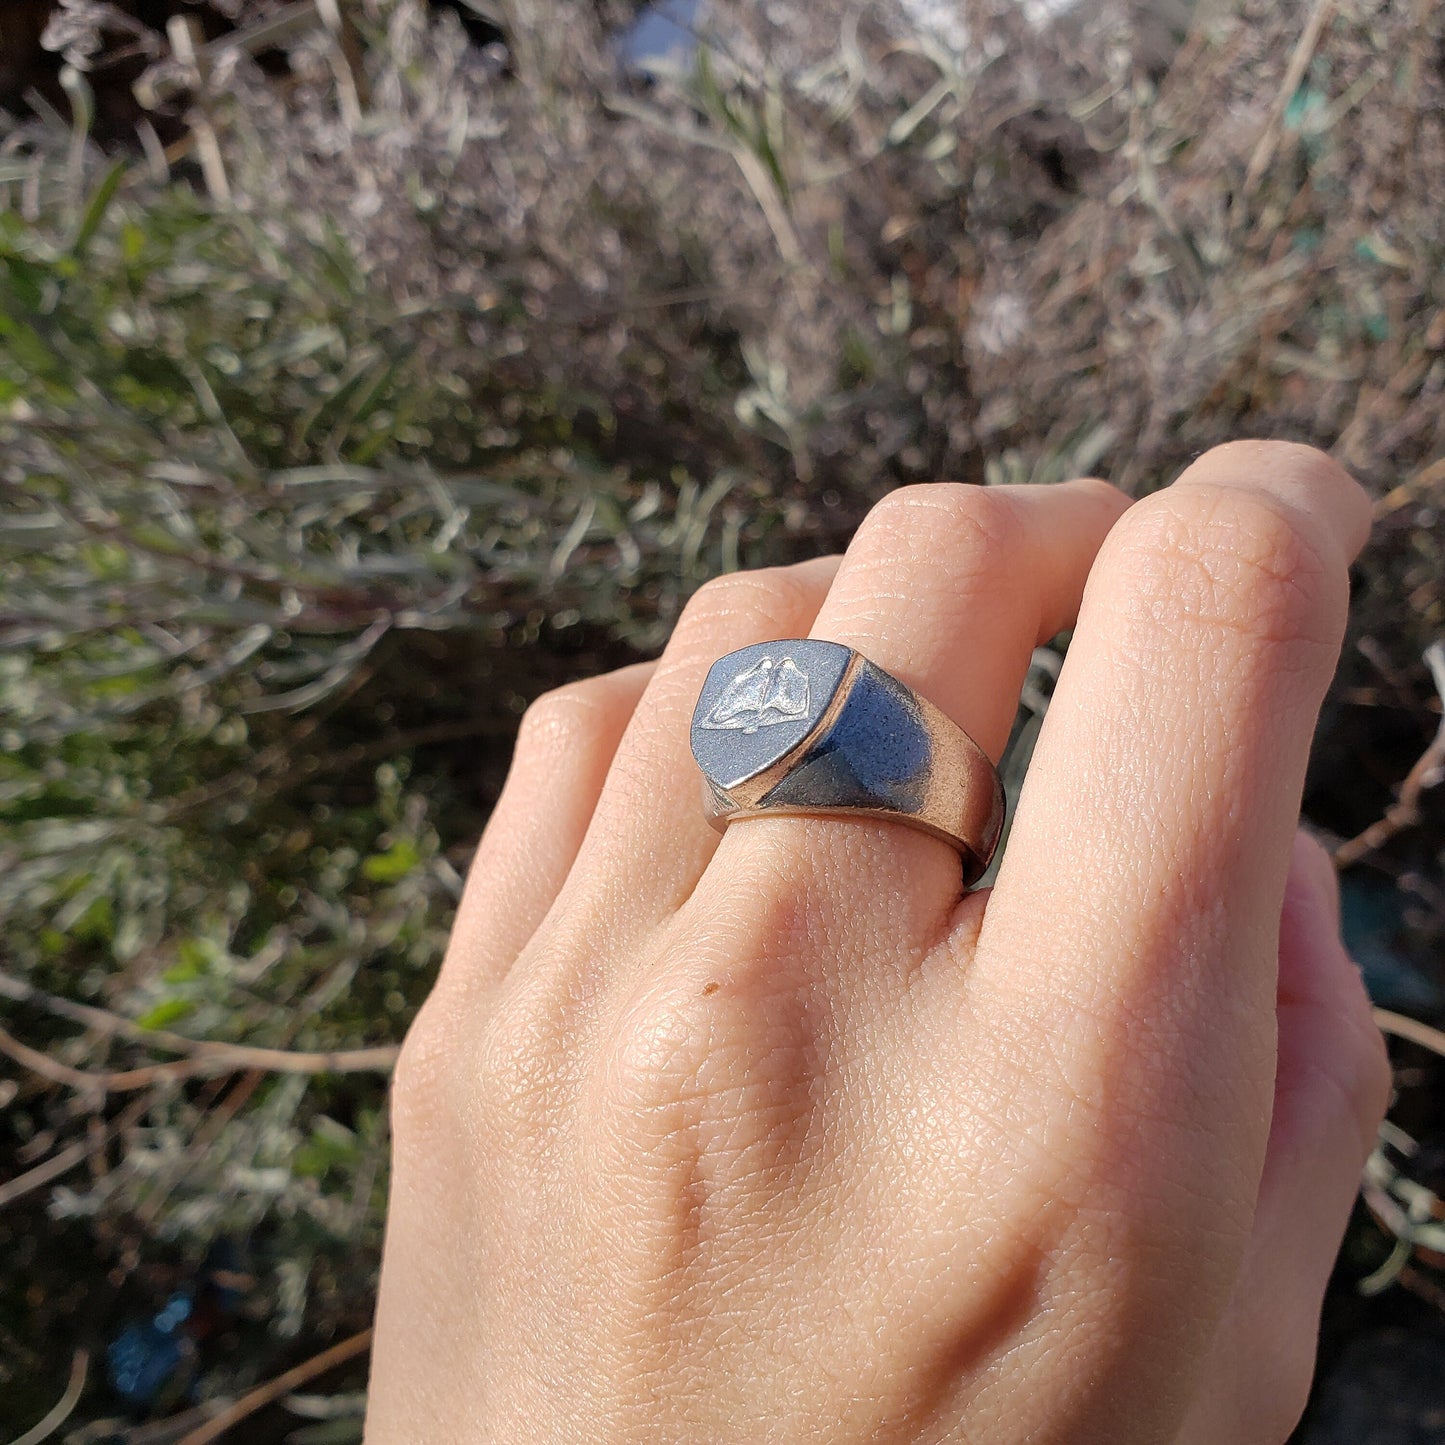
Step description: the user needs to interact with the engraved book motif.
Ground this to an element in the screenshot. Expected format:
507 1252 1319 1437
700 655 811 734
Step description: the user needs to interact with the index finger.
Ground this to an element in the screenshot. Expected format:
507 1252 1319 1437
963 442 1370 1294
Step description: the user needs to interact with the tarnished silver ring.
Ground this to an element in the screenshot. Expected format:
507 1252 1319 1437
690 639 1005 886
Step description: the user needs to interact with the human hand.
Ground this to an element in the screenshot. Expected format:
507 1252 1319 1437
366 441 1389 1443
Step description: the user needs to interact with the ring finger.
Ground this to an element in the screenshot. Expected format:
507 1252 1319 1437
560 555 842 937
690 478 1131 940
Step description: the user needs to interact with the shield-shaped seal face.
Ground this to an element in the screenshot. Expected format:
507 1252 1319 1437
690 638 853 791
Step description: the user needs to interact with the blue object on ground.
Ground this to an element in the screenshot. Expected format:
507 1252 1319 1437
106 1292 193 1406
618 0 700 68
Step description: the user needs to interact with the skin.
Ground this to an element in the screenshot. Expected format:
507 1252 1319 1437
366 441 1391 1444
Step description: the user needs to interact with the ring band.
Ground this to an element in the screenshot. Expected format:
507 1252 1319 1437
690 639 1005 886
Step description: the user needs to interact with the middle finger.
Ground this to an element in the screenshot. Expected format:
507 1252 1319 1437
690 478 1131 941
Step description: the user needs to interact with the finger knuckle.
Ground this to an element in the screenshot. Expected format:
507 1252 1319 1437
1106 482 1345 658
595 985 714 1128
1198 439 1358 502
853 483 1024 578
585 923 821 1177
577 968 816 1292
1073 473 1131 509
472 974 574 1145
515 679 617 756
389 997 461 1144
678 565 814 637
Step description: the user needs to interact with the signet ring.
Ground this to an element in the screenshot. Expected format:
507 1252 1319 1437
690 639 1006 887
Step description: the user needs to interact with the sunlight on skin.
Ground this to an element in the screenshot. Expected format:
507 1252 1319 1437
367 442 1388 1444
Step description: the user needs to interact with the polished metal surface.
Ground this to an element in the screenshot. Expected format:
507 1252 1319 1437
690 639 1005 886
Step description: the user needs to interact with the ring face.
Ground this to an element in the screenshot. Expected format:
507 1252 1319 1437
690 640 854 792
690 639 1006 885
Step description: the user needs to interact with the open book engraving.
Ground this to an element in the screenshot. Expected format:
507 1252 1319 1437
700 655 811 734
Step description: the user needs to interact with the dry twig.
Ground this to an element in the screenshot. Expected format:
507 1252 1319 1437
1377 456 1445 517
0 1022 399 1095
1361 1010 1445 1294
0 969 399 1078
1241 0 1337 197
1374 1008 1445 1058
0 1095 154 1210
174 1328 373 1445
1334 641 1445 868
8 1349 89 1445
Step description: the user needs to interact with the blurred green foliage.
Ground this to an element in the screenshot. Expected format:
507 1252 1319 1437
0 67 795 1413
